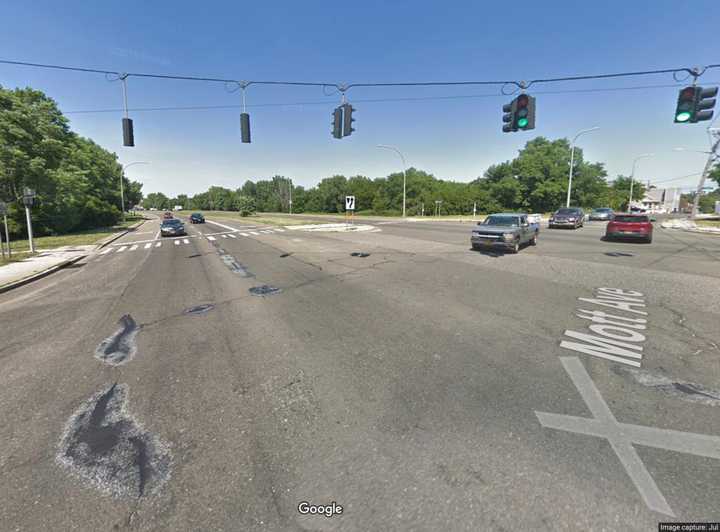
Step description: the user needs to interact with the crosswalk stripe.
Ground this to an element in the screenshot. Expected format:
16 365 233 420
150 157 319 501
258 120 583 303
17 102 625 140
221 234 227 238
117 246 127 253
250 231 259 235
174 240 180 246
99 248 112 255
207 236 216 241
228 233 237 238
144 242 152 249
130 245 138 251
183 238 190 244
240 232 249 236
275 228 286 232
155 241 162 247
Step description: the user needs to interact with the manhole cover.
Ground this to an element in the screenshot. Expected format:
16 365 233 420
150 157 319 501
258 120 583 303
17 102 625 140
249 285 282 297
350 252 370 257
183 304 215 315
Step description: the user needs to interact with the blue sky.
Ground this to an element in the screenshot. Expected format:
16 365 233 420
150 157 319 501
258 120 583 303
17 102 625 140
1 0 718 196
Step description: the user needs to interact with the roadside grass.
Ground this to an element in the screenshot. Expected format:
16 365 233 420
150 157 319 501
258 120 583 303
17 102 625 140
696 218 720 228
3 215 147 254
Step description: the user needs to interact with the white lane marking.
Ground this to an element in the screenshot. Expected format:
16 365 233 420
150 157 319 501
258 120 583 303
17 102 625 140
249 231 260 235
240 232 250 236
154 230 161 239
144 242 152 249
275 228 286 232
535 357 720 517
155 242 162 248
129 245 138 251
116 246 127 253
221 234 228 238
227 234 236 238
183 238 190 244
205 219 241 232
174 240 180 246
207 236 216 241
98 248 112 255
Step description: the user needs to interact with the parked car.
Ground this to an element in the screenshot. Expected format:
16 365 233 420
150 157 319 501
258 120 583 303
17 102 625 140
160 218 186 237
189 212 205 224
549 208 584 229
589 208 614 221
163 211 174 220
471 213 539 254
605 213 653 243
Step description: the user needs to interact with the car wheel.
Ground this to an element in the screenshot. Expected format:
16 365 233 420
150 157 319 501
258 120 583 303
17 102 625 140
509 241 520 254
530 234 538 246
646 236 652 244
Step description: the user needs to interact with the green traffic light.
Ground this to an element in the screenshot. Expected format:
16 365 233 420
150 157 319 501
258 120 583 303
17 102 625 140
517 118 529 128
675 111 692 122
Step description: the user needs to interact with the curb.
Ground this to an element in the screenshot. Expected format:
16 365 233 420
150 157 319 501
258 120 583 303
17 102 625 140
95 219 148 250
0 254 87 295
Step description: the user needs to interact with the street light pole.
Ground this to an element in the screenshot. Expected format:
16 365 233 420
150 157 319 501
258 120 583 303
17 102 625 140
120 161 149 221
377 145 408 218
628 154 654 210
566 127 599 208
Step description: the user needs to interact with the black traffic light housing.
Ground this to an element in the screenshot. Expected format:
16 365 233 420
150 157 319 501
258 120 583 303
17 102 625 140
332 107 343 139
122 118 135 147
674 85 718 123
240 113 251 143
502 94 536 132
342 103 355 137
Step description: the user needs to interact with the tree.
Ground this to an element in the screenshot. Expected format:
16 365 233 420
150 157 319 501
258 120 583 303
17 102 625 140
610 176 646 211
144 192 170 210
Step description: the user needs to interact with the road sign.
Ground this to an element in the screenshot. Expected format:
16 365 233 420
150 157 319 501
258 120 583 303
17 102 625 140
345 196 356 211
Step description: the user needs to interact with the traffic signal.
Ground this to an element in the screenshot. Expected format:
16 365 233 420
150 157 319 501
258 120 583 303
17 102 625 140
502 100 515 133
332 106 343 139
122 118 134 147
674 85 718 123
342 103 355 137
502 94 536 132
240 113 251 143
515 94 536 131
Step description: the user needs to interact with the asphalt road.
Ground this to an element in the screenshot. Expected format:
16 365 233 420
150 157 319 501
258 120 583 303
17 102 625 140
1 215 719 531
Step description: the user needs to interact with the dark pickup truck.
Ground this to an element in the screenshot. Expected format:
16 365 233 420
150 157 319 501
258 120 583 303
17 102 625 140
471 213 539 254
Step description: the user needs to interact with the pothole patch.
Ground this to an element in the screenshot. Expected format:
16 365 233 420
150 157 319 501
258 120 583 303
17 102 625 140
183 304 215 315
95 315 140 366
604 252 634 257
350 252 371 257
56 383 172 498
249 285 282 297
613 365 720 406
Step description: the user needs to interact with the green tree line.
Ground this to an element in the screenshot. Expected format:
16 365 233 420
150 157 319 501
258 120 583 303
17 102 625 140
0 86 143 238
147 137 656 216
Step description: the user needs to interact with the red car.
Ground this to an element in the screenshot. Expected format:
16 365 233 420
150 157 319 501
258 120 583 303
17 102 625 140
605 213 653 243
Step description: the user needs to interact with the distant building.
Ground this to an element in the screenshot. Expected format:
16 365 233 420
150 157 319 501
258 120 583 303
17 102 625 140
631 187 680 213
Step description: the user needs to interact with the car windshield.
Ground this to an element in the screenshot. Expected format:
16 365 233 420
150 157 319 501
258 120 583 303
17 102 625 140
593 208 612 212
484 216 518 226
556 208 579 215
613 215 648 222
162 219 182 226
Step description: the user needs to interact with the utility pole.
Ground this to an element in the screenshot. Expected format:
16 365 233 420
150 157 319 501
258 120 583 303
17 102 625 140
691 129 720 220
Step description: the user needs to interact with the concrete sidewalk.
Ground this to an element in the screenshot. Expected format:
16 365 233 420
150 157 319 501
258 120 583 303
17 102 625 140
0 245 94 293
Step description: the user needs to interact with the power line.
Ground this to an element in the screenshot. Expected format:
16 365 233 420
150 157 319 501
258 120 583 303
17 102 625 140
63 80 720 115
1 58 719 92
